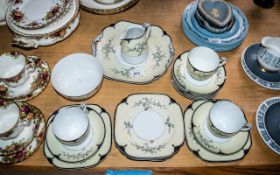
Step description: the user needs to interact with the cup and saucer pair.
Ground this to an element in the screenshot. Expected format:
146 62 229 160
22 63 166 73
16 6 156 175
241 37 280 90
80 0 139 15
92 21 175 84
0 100 45 164
0 52 50 101
115 94 185 161
184 99 252 162
172 47 226 100
44 103 112 169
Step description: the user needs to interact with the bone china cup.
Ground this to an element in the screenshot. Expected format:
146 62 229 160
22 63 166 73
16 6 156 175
208 100 252 138
51 53 104 101
52 104 90 146
187 47 227 81
0 101 30 140
0 52 34 87
94 0 120 4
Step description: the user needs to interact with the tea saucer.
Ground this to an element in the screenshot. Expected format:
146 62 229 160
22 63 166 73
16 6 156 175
0 56 50 101
10 0 67 30
241 43 280 90
115 94 184 161
184 100 252 162
192 101 250 155
45 104 106 163
92 21 174 84
44 104 112 169
172 52 226 98
80 0 138 14
256 97 280 155
0 102 45 164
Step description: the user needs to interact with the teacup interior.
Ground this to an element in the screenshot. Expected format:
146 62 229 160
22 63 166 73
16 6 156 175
125 26 145 39
0 54 25 79
0 103 19 134
210 101 246 133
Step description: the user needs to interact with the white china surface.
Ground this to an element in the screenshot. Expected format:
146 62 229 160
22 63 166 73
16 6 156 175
44 104 112 169
173 52 226 93
0 102 19 134
46 105 106 162
115 94 184 160
80 0 138 12
192 101 249 155
93 21 174 84
0 53 25 79
184 100 252 162
0 56 50 101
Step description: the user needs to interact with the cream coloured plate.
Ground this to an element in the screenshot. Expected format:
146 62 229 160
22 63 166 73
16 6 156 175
92 21 174 84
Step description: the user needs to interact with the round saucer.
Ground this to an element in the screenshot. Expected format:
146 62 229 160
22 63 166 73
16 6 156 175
192 101 249 155
80 0 138 14
0 103 45 164
256 97 280 155
46 104 106 163
241 43 280 90
184 100 252 162
0 56 50 101
92 21 174 84
44 104 112 169
172 52 226 95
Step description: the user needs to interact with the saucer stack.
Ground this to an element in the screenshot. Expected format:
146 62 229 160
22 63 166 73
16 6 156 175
44 104 112 169
0 101 45 164
184 99 252 162
115 94 185 161
171 50 226 100
6 0 80 49
182 0 248 51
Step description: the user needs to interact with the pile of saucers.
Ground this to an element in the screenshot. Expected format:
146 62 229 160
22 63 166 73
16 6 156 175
172 47 226 100
184 99 252 162
182 0 248 51
6 0 80 49
44 103 112 169
0 100 45 164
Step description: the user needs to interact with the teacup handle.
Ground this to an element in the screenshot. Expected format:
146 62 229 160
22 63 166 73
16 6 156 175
143 23 151 41
241 123 252 131
80 102 88 114
218 57 227 67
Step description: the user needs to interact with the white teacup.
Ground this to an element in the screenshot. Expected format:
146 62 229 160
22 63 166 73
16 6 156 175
257 36 280 72
0 52 35 88
94 0 121 4
207 100 252 138
0 101 30 140
187 47 227 81
120 23 151 65
52 103 91 146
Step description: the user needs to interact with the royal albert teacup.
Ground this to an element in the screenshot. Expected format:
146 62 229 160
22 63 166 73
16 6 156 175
187 47 227 81
0 52 35 88
207 100 252 138
257 36 280 72
0 101 30 140
52 103 92 147
120 23 151 65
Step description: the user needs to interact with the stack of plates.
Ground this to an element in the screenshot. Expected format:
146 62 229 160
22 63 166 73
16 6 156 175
184 100 252 162
115 94 184 161
6 0 80 49
181 1 248 52
44 104 112 169
0 102 45 164
171 51 226 100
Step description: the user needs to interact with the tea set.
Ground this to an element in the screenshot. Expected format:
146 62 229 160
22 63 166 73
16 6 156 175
0 0 279 169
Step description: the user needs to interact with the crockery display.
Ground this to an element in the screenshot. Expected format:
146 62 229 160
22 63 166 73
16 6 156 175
241 43 280 90
172 51 226 100
80 0 138 15
51 53 103 101
44 104 112 169
0 55 50 101
0 101 45 164
256 97 280 155
182 1 248 51
184 100 252 162
92 21 174 84
115 94 184 161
